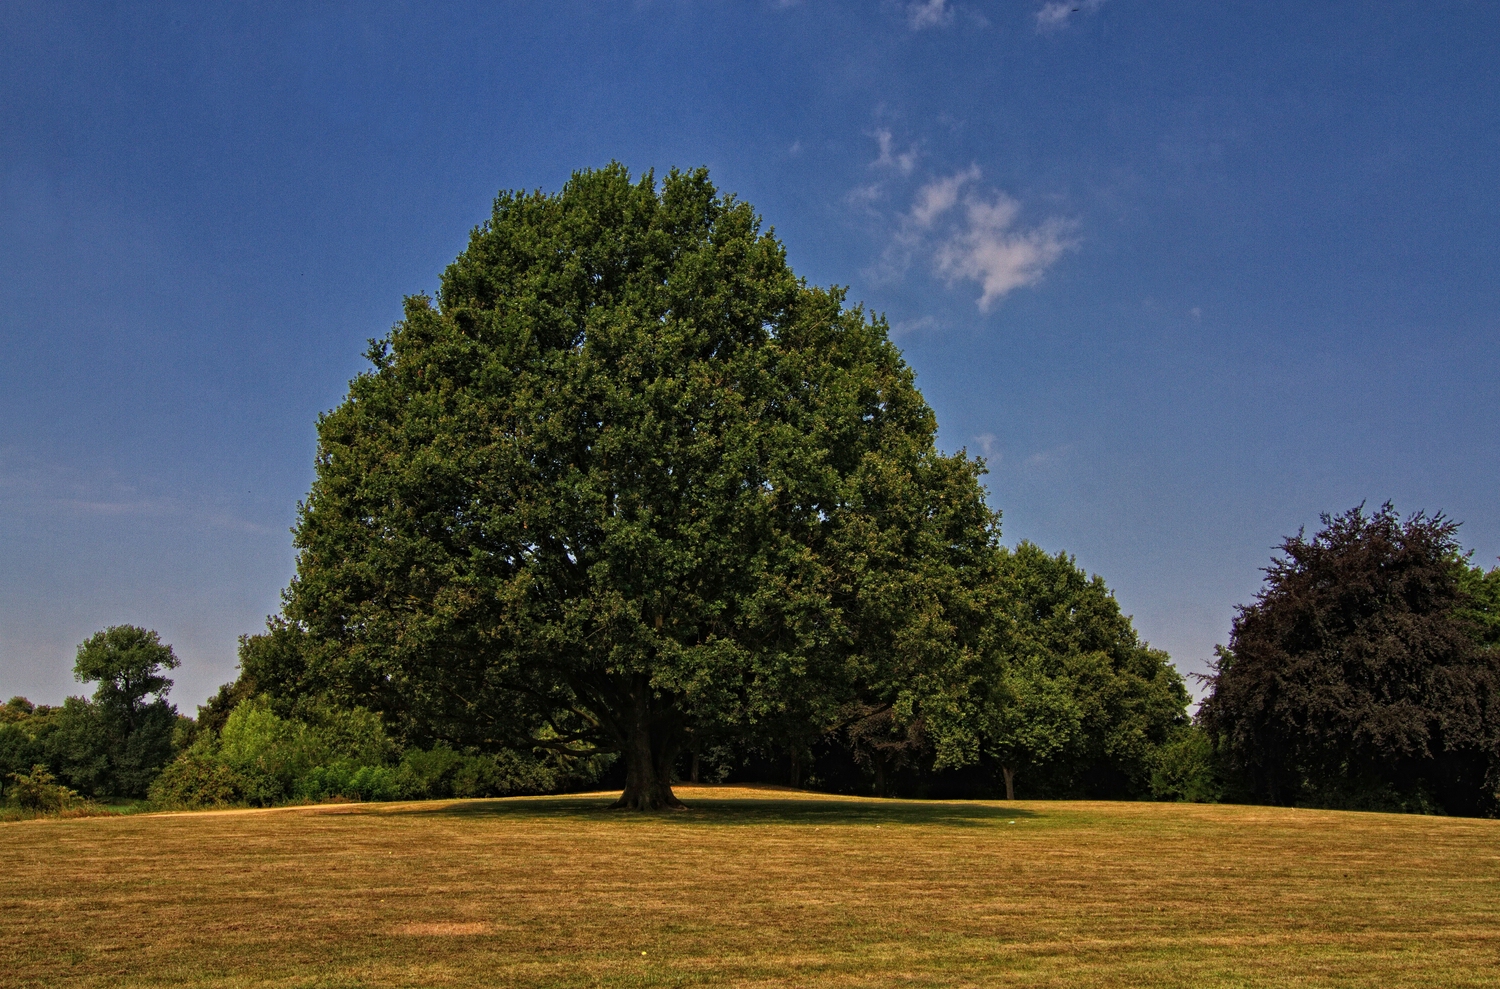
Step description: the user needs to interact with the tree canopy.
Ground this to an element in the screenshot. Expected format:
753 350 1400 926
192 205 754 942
2 164 1196 809
1200 504 1500 815
75 625 179 719
927 541 1189 799
71 625 182 797
284 164 998 808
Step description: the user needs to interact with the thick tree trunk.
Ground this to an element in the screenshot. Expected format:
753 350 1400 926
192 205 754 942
1002 765 1015 801
873 756 887 798
610 677 683 811
691 751 700 784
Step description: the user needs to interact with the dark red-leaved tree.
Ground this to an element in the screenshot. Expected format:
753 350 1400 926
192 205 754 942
1200 504 1500 815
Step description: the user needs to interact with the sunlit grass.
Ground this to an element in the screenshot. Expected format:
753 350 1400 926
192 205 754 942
3 784 1497 987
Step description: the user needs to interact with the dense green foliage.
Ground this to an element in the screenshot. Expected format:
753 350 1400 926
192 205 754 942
1 626 185 802
1457 562 1500 648
1201 504 1500 815
146 688 602 808
969 542 1190 797
5 763 79 812
282 164 1000 808
7 168 1203 813
1148 725 1223 803
816 541 1190 800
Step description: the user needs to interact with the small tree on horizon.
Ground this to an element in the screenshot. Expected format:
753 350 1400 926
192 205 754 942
70 625 181 797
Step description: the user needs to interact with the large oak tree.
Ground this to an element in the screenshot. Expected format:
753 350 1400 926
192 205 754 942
284 165 996 809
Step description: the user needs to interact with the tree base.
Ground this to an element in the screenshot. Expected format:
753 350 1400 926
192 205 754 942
609 783 686 811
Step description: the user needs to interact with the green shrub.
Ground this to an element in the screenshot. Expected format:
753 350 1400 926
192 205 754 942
149 696 611 810
1150 726 1223 803
391 745 588 800
151 697 321 808
450 753 502 798
150 697 404 808
295 761 401 802
293 763 350 801
347 764 401 801
300 703 395 767
7 764 80 812
148 753 257 808
396 745 467 799
217 698 326 793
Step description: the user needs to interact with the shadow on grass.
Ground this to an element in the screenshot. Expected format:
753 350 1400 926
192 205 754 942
401 793 1040 828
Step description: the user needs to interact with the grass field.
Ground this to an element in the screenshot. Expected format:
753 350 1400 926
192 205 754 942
2 785 1498 988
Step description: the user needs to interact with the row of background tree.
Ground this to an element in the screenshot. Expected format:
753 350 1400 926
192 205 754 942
0 540 1201 809
7 505 1495 814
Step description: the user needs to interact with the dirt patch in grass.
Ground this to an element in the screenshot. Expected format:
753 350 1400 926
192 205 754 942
391 921 492 936
2 785 1498 987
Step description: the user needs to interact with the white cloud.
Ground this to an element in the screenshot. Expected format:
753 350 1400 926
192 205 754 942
904 169 1075 311
973 433 1000 461
1024 443 1074 472
846 182 885 211
869 128 918 175
889 315 937 337
908 164 978 227
908 0 952 29
937 202 1072 311
1036 0 1105 33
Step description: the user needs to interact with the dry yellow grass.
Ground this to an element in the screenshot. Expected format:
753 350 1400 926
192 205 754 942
2 784 1498 987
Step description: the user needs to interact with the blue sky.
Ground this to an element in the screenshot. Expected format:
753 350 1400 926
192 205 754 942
3 0 1497 709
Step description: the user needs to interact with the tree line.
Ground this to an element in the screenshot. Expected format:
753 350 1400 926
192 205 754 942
1 539 1195 811
6 165 1497 816
1 627 185 809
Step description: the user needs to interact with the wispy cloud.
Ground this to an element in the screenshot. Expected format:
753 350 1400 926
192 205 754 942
846 182 886 215
903 168 1076 311
0 450 278 535
1024 443 1074 471
1036 0 1105 32
936 198 1073 311
908 164 978 227
908 0 952 29
869 128 918 175
889 315 937 337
